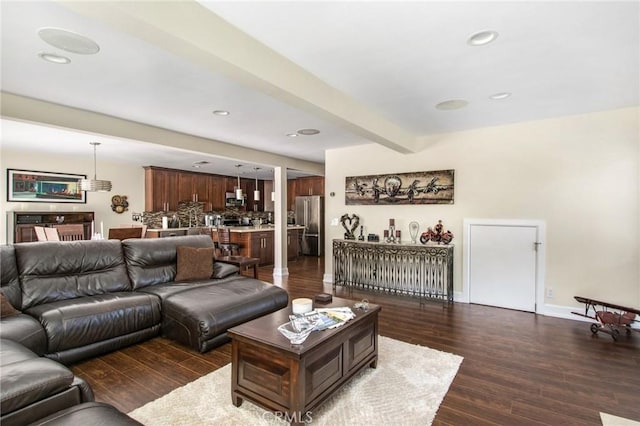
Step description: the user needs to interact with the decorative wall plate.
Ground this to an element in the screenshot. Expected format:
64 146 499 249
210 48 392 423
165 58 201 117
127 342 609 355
111 195 129 214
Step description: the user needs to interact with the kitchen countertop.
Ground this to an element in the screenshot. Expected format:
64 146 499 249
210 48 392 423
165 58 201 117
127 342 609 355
146 225 305 233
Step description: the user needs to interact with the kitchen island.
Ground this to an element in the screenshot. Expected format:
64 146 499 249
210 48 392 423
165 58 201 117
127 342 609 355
145 225 304 266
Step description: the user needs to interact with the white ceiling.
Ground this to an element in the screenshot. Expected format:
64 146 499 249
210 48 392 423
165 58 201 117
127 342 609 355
1 1 638 179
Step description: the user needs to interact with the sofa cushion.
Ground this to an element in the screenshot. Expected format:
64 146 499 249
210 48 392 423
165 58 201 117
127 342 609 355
0 339 74 415
174 246 214 282
162 278 289 352
0 314 47 356
30 402 143 426
122 235 215 289
15 241 132 310
1 246 22 309
24 293 161 353
1 291 20 318
213 262 240 279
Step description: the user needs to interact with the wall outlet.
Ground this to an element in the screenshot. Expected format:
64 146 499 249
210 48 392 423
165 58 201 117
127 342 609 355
331 218 339 226
546 288 553 298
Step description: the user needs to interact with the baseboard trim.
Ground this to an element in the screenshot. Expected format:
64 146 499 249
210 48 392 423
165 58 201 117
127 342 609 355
321 280 597 325
272 267 289 277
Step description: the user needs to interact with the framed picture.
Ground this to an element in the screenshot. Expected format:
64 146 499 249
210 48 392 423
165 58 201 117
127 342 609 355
6 169 86 203
345 169 454 205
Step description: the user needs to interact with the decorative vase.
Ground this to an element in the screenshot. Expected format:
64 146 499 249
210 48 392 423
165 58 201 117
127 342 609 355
409 221 419 244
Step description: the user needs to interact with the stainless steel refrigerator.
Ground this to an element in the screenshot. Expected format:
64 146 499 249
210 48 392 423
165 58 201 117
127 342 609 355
295 196 324 256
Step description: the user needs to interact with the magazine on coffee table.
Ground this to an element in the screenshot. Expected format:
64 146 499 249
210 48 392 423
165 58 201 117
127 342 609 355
290 307 356 331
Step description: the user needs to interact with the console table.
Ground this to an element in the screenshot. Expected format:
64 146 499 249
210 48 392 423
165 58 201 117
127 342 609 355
10 211 95 243
332 239 454 303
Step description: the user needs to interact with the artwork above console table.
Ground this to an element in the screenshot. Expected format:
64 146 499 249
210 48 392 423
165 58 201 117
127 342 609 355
332 239 454 304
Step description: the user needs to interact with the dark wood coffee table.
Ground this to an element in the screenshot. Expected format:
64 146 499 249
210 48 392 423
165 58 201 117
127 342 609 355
228 297 380 425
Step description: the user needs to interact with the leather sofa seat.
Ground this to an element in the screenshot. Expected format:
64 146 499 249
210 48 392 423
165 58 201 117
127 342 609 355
163 279 290 352
25 293 161 365
0 340 93 426
0 314 47 356
122 235 288 352
29 402 142 426
10 241 162 365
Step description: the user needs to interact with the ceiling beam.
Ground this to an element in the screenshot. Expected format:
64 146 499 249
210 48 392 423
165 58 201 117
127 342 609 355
1 92 325 175
56 0 417 154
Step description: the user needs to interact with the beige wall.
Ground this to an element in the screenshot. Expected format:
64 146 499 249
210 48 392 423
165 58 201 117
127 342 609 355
1 149 145 243
324 107 640 312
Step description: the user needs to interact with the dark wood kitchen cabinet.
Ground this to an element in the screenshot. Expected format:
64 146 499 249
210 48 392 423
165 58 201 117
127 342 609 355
295 176 324 196
144 167 179 211
145 167 229 212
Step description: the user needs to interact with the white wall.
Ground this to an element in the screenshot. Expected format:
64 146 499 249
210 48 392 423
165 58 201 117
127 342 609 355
325 107 639 310
1 148 145 243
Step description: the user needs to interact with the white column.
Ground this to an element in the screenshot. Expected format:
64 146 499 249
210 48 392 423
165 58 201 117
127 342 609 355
272 166 289 277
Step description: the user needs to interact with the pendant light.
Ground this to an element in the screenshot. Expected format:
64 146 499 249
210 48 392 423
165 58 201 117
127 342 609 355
235 164 243 200
78 142 112 192
253 167 260 201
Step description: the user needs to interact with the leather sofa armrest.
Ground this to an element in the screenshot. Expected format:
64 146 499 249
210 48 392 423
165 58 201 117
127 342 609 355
0 357 74 414
0 315 47 355
213 262 239 279
71 376 94 403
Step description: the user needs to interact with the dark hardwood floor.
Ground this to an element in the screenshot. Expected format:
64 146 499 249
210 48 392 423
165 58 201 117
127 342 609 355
71 256 640 424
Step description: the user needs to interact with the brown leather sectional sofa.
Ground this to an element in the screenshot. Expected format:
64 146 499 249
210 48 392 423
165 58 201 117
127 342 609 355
0 234 289 425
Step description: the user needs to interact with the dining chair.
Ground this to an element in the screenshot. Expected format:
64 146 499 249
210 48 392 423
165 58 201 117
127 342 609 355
34 226 48 241
44 227 60 241
119 224 147 238
54 224 85 241
108 227 143 240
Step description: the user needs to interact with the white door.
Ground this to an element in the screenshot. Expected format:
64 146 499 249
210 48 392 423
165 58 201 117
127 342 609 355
467 223 541 312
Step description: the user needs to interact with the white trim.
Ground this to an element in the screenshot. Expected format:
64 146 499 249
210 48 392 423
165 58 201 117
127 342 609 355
541 303 591 322
463 218 546 314
272 267 289 277
323 273 333 283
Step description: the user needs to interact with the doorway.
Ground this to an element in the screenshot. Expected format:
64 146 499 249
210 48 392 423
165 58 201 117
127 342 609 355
463 219 545 313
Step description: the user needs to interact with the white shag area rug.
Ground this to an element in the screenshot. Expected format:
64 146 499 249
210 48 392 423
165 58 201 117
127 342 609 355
601 413 640 426
129 336 463 425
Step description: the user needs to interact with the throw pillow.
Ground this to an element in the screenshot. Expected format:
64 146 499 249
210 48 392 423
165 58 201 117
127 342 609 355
174 246 214 282
0 290 21 318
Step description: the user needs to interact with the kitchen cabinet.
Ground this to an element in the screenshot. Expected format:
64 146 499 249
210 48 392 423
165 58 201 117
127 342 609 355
228 228 301 266
210 177 226 210
285 177 324 211
251 231 274 265
287 179 297 211
178 173 210 204
295 176 324 196
144 167 179 211
145 167 248 212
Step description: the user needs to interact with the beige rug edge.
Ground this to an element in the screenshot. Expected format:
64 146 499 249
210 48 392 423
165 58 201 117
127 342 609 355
601 412 640 426
129 335 464 426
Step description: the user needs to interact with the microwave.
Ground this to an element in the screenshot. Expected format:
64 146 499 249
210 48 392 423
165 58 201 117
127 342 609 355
225 192 245 207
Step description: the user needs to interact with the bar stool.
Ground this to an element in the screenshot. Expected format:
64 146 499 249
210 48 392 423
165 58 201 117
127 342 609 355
216 227 240 256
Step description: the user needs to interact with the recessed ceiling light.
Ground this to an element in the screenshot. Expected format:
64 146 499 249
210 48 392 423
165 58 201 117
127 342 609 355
297 128 320 136
38 52 71 64
435 99 468 110
193 160 210 167
467 30 499 46
490 92 512 100
286 133 298 137
38 27 100 54
212 110 229 116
